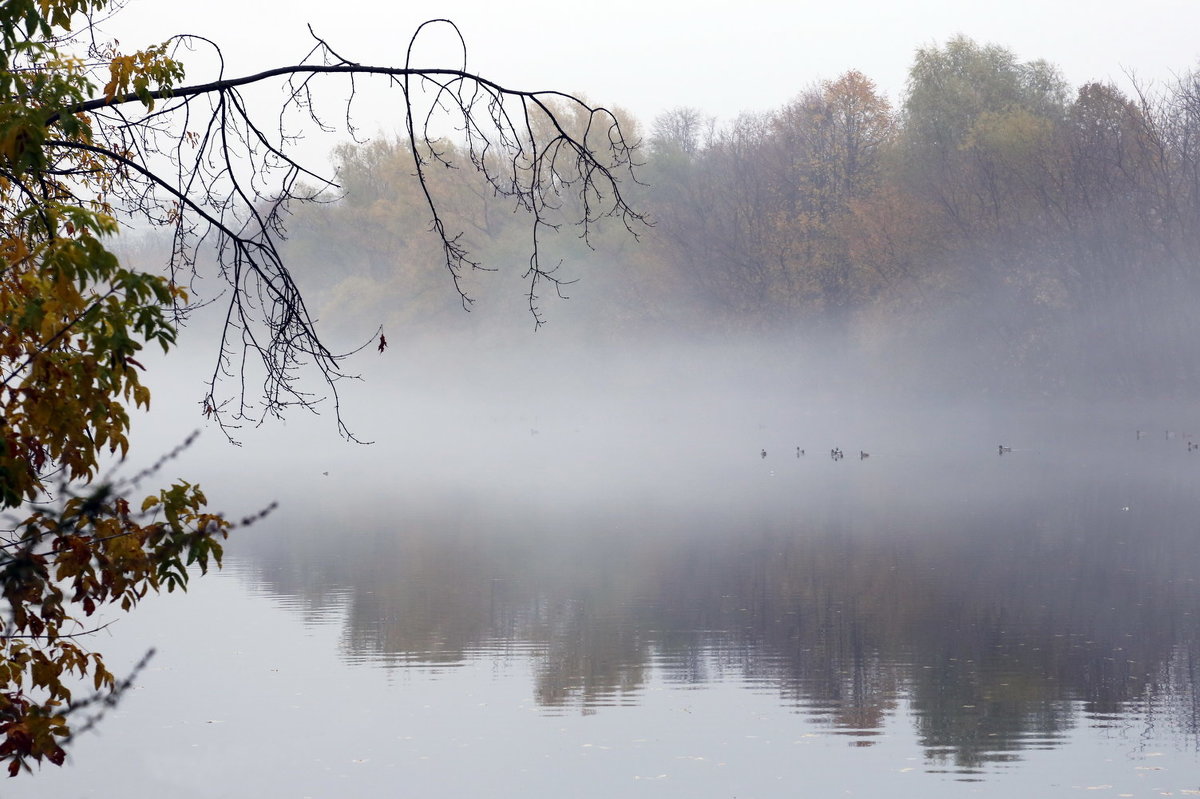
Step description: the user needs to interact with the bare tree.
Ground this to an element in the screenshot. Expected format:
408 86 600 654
651 106 711 156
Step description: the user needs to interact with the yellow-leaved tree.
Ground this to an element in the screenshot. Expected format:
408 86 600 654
0 0 640 776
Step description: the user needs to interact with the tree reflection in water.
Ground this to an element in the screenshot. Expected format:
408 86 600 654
238 446 1200 775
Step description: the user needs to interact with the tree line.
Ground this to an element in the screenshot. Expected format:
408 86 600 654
289 36 1200 396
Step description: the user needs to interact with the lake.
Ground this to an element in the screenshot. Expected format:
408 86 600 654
14 396 1200 798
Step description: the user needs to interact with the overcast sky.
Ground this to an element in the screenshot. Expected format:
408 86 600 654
103 0 1200 162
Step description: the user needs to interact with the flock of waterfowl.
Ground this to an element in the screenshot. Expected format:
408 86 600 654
759 429 1199 462
762 445 1021 460
760 446 869 460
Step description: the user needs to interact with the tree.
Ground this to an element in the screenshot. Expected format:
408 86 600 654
901 36 1068 240
762 72 895 317
0 0 640 775
650 106 709 156
644 74 896 325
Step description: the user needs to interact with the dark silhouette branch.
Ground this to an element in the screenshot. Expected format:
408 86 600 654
42 20 644 439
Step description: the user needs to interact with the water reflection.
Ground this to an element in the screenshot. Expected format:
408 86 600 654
235 435 1200 777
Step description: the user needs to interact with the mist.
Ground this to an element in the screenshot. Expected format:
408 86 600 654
53 31 1200 799
110 30 1200 574
121 295 1197 534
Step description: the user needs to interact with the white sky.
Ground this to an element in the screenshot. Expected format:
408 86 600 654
101 0 1200 160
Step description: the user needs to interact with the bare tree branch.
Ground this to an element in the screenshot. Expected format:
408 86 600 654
44 20 644 440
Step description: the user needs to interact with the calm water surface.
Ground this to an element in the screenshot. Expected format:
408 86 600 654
17 404 1200 797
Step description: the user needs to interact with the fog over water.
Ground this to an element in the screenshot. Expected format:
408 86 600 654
21 333 1197 797
48 42 1200 786
5 2 1200 794
1 248 1192 799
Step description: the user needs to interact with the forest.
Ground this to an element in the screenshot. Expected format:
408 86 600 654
277 36 1200 399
